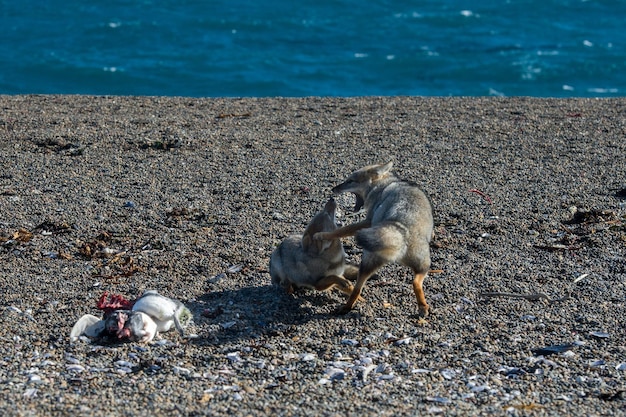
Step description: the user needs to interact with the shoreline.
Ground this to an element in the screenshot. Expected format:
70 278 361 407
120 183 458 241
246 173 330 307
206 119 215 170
1 95 625 416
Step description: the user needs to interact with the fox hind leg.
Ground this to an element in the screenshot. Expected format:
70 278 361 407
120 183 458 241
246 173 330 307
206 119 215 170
338 252 385 314
412 271 429 318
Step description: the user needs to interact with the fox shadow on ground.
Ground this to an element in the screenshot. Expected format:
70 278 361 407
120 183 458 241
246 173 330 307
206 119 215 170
188 283 355 346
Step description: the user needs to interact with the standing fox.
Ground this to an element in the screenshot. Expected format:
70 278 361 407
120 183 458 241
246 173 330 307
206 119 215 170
314 162 434 317
270 198 359 297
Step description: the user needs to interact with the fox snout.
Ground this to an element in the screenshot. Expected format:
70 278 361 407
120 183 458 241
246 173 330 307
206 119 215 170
332 182 364 212
331 182 352 194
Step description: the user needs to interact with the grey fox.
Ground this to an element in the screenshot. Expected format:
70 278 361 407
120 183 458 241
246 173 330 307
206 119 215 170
270 198 359 298
314 162 434 317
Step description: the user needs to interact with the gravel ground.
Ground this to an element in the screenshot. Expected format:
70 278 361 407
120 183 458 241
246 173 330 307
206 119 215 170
0 95 625 416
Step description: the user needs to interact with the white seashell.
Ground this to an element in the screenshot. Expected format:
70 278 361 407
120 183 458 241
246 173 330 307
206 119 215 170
114 360 135 368
98 247 119 256
325 368 345 381
28 374 42 383
394 337 412 346
209 273 226 283
65 356 81 364
227 264 243 273
248 358 265 369
573 273 589 283
318 378 331 385
615 363 626 371
361 364 377 381
116 367 133 374
460 297 473 304
226 352 241 362
440 369 456 379
426 396 451 404
7 306 22 314
469 384 489 392
375 363 389 374
341 339 359 346
66 364 85 373
221 321 236 329
300 353 316 362
173 366 191 376
359 357 373 365
23 388 38 399
331 361 353 369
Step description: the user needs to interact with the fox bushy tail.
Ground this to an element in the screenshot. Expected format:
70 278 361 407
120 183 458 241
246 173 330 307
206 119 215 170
355 222 407 261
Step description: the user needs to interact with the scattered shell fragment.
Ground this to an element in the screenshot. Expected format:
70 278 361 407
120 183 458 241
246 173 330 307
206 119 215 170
114 360 135 368
589 331 609 339
531 344 575 356
589 360 606 368
426 396 451 404
66 364 85 373
360 364 377 381
440 369 456 380
23 388 38 399
393 337 412 346
173 366 191 376
573 273 589 283
7 305 22 314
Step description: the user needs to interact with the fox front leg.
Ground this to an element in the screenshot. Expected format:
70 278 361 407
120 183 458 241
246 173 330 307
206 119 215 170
313 219 371 241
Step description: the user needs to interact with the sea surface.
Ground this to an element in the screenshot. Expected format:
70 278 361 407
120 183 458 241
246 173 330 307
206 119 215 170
1 1 625 97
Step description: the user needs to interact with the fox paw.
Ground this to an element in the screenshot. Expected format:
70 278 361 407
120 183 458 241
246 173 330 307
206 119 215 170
312 232 329 241
334 304 353 315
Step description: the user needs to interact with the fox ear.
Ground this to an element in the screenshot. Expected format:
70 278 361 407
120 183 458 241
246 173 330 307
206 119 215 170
370 161 393 178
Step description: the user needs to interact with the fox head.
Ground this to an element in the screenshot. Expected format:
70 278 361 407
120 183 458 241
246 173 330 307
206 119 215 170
332 161 394 211
302 198 339 254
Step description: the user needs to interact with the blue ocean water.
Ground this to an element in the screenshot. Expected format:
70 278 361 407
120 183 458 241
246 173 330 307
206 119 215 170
1 1 624 97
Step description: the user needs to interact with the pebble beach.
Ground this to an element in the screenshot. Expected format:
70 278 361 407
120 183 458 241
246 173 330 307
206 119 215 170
0 95 625 416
